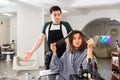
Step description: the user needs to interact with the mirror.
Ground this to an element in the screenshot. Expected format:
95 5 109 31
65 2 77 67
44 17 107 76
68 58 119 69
0 0 17 46
82 18 120 80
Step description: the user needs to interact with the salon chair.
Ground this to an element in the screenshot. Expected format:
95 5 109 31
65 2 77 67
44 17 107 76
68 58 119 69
1 43 15 61
13 51 39 80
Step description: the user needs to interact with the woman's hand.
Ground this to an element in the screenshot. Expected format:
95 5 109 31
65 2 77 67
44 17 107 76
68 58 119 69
23 51 33 61
50 43 57 56
87 38 94 60
87 38 94 49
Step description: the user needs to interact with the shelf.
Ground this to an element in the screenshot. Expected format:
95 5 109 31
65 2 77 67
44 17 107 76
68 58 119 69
112 56 119 67
112 63 119 67
112 51 118 56
112 72 119 80
112 51 120 80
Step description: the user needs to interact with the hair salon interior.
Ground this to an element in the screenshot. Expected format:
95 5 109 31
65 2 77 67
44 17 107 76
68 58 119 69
0 0 120 80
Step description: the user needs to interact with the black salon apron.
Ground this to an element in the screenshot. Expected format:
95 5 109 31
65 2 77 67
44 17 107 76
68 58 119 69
45 22 66 69
48 22 66 58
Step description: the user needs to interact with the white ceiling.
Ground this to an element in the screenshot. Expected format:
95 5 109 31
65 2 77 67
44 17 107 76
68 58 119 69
0 0 17 18
0 0 120 21
0 0 120 14
16 0 120 15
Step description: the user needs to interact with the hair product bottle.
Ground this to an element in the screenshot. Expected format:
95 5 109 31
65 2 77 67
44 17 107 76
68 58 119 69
87 58 93 79
78 64 84 79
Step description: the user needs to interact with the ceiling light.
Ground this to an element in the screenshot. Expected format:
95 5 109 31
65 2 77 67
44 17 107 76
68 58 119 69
2 13 13 16
44 12 47 14
110 18 115 20
0 0 10 3
62 9 68 13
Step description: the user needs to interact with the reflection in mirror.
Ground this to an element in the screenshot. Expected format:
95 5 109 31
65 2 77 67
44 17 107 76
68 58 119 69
0 0 17 79
82 18 120 80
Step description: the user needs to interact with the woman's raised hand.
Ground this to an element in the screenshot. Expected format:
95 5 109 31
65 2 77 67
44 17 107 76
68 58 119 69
87 38 94 49
87 38 94 60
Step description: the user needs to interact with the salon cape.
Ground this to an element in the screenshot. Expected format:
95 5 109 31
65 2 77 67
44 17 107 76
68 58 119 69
50 49 97 80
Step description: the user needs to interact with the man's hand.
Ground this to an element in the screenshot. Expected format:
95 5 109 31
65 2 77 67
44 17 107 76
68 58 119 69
23 52 33 61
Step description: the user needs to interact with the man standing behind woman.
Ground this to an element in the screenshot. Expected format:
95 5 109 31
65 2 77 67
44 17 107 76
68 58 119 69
23 6 73 80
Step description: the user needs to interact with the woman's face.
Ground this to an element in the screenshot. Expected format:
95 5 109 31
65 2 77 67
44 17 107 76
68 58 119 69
50 10 61 24
72 33 82 49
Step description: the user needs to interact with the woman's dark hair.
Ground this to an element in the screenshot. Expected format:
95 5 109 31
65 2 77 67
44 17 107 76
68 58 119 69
68 30 87 52
56 30 88 52
49 6 62 14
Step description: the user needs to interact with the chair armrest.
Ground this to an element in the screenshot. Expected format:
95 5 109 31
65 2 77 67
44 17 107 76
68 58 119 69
37 69 58 79
13 56 19 70
13 55 39 71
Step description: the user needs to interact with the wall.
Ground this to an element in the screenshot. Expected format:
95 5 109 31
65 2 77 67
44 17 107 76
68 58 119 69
10 15 17 43
108 24 120 48
66 9 120 30
0 19 10 46
17 2 45 66
10 15 17 52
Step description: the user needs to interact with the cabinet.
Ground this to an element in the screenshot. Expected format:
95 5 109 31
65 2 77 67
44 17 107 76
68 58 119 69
111 51 120 80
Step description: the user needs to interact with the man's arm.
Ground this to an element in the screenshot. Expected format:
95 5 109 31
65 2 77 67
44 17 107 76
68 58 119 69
23 33 46 61
31 33 46 53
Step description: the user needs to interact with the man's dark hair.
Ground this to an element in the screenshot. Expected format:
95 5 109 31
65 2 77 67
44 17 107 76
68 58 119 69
49 6 62 14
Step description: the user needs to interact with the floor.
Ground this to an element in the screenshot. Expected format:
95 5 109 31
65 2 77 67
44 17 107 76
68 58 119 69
97 58 111 80
0 58 111 80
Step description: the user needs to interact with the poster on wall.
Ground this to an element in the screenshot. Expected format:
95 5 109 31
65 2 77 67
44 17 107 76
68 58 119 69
110 28 119 37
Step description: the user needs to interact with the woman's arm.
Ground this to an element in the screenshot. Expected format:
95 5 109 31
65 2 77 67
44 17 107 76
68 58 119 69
87 38 94 61
50 43 65 72
50 55 60 72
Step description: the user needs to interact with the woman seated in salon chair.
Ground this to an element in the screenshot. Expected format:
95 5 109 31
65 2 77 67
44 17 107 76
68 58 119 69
50 30 104 80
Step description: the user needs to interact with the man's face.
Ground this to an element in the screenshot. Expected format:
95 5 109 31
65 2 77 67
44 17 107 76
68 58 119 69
50 10 61 24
